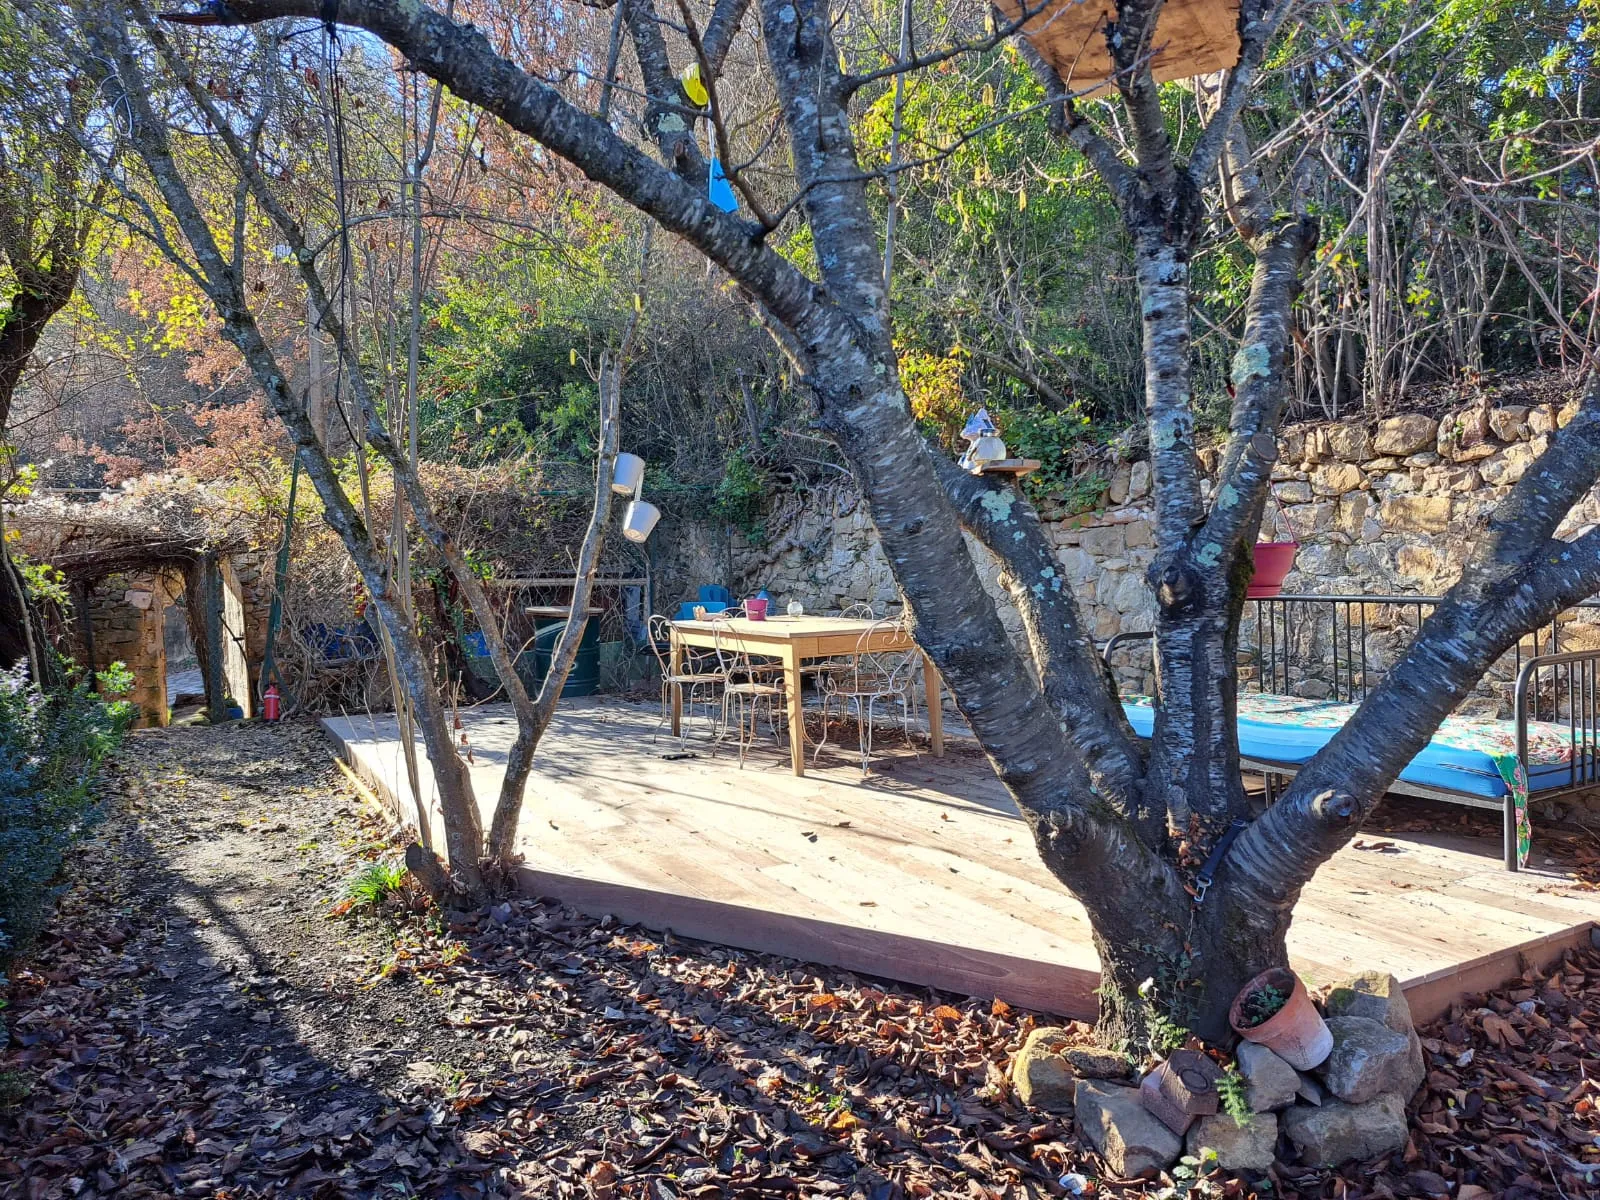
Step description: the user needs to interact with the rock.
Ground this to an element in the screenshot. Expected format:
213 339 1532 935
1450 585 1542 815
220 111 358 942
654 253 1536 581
1322 972 1426 1100
1318 1017 1416 1104
1380 494 1452 534
1322 971 1414 1037
1187 1111 1278 1173
1283 1093 1408 1167
1327 422 1373 462
1062 1046 1130 1080
1127 461 1151 500
1009 1027 1077 1110
1313 463 1363 495
1275 481 1313 504
1074 1079 1183 1177
1489 405 1530 441
1295 1071 1326 1106
1373 414 1438 456
1235 1041 1299 1112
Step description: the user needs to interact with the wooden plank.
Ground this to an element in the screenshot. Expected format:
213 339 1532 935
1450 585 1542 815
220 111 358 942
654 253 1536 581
324 701 1595 1024
995 0 1242 92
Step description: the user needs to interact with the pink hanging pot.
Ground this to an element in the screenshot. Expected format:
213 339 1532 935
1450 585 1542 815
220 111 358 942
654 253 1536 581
1247 484 1300 598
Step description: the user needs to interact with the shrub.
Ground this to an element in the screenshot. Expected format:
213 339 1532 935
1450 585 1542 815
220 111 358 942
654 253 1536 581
0 663 133 968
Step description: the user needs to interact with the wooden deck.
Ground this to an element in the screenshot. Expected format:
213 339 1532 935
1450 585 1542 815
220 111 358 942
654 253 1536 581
323 700 1597 1023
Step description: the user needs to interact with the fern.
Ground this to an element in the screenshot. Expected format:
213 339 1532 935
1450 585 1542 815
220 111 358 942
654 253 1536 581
1218 1068 1253 1128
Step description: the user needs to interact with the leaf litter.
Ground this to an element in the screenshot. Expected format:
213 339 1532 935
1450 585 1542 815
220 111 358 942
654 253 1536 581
1 720 1596 1198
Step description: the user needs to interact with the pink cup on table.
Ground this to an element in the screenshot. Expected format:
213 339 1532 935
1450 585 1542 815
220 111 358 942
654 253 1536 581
744 598 768 621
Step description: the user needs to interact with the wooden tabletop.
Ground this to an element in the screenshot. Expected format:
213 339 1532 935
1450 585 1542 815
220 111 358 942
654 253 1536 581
669 615 908 642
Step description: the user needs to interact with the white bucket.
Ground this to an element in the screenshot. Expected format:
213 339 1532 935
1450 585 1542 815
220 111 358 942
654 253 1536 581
970 435 1008 465
621 498 661 543
612 452 645 496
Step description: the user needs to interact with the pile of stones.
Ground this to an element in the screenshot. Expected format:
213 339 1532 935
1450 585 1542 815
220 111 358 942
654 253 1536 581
1010 971 1427 1178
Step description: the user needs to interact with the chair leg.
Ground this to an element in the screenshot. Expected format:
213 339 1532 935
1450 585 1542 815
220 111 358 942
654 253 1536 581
812 693 832 765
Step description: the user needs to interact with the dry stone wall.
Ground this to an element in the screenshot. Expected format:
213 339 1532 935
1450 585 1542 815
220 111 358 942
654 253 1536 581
712 402 1600 823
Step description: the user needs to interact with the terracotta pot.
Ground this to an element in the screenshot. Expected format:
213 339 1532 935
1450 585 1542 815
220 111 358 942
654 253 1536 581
1229 966 1332 1070
1247 541 1299 598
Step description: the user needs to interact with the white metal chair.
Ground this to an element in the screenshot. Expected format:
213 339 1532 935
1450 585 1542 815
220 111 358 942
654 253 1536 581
813 617 923 775
711 622 786 768
648 614 724 750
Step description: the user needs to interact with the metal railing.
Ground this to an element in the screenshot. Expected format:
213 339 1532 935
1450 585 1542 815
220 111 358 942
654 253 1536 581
1101 594 1600 871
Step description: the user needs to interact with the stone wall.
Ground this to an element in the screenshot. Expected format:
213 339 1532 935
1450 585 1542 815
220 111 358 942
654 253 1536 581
718 398 1600 715
75 569 184 729
63 553 272 729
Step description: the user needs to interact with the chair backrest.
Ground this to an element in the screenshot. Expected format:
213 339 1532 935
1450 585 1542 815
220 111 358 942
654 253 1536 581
826 617 919 694
710 622 760 682
647 614 674 676
699 585 733 605
838 601 875 620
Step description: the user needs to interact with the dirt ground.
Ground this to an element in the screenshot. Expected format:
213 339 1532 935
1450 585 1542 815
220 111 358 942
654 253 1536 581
1 720 1596 1199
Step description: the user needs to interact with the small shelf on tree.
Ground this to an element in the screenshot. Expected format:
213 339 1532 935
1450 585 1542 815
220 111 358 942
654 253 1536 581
994 0 1242 94
971 458 1042 478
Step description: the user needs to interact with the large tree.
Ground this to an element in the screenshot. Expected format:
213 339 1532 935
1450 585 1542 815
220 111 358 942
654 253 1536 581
0 8 103 679
140 0 1600 1045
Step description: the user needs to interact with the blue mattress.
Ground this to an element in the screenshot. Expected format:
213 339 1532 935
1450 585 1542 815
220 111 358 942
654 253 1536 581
1120 696 1579 800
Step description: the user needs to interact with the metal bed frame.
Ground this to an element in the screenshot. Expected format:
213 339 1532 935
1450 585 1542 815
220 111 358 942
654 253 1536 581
1103 594 1600 870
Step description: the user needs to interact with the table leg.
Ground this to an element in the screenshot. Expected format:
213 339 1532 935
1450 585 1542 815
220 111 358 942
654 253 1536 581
670 637 684 739
784 647 805 776
923 656 944 757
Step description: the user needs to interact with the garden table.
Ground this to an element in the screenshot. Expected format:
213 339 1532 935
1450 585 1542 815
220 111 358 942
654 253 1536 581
669 615 943 775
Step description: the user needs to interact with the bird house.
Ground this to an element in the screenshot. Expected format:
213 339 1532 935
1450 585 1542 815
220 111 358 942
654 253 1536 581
996 0 1242 94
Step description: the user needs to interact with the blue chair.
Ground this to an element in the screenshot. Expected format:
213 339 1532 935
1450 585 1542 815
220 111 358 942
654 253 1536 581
675 600 729 620
699 585 733 605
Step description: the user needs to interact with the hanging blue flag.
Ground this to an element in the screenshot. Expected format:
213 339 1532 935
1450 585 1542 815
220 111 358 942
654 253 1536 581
709 157 738 213
961 407 997 441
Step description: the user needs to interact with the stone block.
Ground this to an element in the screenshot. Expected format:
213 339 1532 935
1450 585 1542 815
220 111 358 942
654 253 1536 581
1276 482 1312 504
1529 404 1560 435
1489 405 1530 441
1009 1027 1077 1111
1327 422 1373 462
1074 1079 1183 1177
1063 1047 1131 1080
1322 971 1414 1037
1373 414 1438 456
1313 463 1363 496
1317 1017 1416 1104
1282 1093 1407 1167
1236 1041 1299 1112
1127 461 1151 500
1122 519 1153 549
1077 525 1126 557
1381 494 1451 534
1479 441 1537 486
1394 544 1439 579
1187 1111 1278 1172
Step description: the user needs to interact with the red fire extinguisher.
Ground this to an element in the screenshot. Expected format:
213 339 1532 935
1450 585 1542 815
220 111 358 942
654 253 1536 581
263 684 281 721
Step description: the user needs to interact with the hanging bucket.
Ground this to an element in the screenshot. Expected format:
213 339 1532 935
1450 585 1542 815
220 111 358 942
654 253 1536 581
969 435 1008 465
622 499 661 543
612 452 645 496
1247 541 1299 598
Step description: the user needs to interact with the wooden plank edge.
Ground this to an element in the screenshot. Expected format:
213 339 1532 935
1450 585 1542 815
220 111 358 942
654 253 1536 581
515 865 1100 1020
1399 920 1597 1025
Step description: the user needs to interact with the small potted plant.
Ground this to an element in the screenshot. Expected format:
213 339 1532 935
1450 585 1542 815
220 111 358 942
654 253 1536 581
1228 966 1332 1070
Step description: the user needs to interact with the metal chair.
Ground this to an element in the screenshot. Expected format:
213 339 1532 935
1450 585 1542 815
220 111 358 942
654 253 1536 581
648 614 724 750
711 622 786 768
837 602 876 620
814 617 923 775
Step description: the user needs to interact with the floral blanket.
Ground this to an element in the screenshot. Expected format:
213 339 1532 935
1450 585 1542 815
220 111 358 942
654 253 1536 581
1122 692 1580 868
